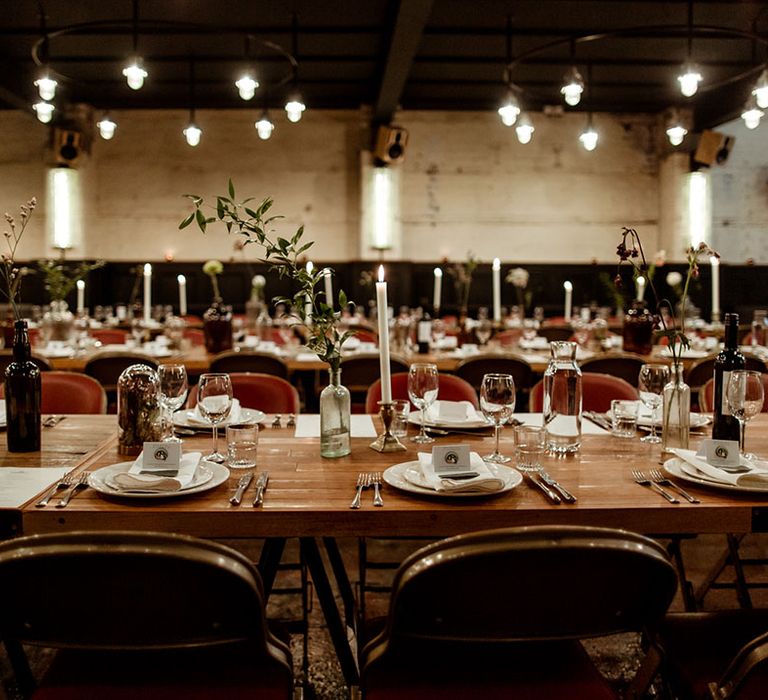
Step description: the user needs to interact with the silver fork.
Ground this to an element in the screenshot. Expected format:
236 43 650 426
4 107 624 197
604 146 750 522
56 472 90 508
632 470 678 503
371 472 384 507
350 473 369 509
35 473 73 507
650 469 700 503
43 415 65 428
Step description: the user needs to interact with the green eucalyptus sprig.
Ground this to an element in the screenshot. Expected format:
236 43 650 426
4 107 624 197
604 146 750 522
180 180 354 370
1 197 36 320
37 258 105 303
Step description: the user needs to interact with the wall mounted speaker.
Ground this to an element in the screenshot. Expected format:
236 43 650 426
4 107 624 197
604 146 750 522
693 129 735 167
374 125 408 164
53 128 83 167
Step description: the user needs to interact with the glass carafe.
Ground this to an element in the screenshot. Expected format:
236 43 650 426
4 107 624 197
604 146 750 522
320 368 351 458
662 363 690 452
543 341 582 453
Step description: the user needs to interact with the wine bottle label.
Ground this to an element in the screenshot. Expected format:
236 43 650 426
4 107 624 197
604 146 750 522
417 322 431 343
720 370 732 415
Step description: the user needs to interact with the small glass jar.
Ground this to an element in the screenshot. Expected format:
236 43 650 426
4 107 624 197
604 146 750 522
622 301 654 355
320 368 351 458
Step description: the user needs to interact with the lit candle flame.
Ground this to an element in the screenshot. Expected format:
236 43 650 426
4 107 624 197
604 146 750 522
378 264 385 282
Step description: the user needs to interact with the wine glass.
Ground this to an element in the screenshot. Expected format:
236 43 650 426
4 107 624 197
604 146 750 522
726 370 765 459
480 373 516 463
158 363 188 443
475 318 492 346
407 363 439 444
638 363 669 444
197 373 233 463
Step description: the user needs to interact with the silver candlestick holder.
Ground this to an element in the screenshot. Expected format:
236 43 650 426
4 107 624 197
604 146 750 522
370 401 407 453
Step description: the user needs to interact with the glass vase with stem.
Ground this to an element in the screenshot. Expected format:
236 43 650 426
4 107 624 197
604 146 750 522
638 363 669 444
661 363 690 453
480 373 516 463
197 373 233 463
408 363 439 444
726 370 765 460
157 363 188 442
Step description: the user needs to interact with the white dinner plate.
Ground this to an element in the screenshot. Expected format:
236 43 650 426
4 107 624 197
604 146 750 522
88 460 229 498
663 457 768 494
172 408 266 430
383 460 521 498
407 411 491 430
638 413 711 429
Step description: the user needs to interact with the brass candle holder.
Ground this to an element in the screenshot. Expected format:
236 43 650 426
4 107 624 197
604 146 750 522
370 401 407 453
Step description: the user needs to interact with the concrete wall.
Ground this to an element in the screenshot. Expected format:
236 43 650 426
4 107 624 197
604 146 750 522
0 105 761 265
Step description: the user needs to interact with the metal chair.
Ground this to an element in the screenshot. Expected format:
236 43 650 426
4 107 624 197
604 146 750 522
209 350 289 378
579 351 648 387
360 525 677 699
529 372 638 413
0 531 293 699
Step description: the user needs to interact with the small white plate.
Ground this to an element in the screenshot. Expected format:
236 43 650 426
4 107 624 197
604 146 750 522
383 460 521 498
638 413 711 429
89 460 229 498
172 408 266 430
663 457 768 494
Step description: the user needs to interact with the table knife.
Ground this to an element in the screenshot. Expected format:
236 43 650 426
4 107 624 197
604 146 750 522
522 471 561 504
252 471 269 507
538 470 577 503
229 472 253 506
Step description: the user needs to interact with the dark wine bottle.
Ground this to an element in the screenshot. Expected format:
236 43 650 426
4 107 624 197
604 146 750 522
417 313 432 354
712 312 744 441
5 320 41 452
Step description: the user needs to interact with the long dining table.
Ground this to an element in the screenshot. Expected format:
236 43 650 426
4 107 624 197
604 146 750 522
11 413 768 684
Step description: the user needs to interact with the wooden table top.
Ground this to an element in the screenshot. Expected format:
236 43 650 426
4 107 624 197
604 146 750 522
18 414 768 539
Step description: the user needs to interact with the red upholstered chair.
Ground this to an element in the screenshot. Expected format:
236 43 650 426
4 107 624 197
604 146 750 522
188 372 300 414
529 372 638 413
360 526 677 700
183 328 206 347
90 329 128 346
699 374 768 413
365 372 478 414
41 371 107 414
0 531 293 699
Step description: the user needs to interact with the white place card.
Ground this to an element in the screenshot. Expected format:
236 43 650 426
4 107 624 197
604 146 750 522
699 438 741 468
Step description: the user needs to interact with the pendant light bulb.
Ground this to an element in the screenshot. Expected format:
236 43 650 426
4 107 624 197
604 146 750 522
284 97 306 123
561 66 584 106
122 58 148 90
183 124 202 147
741 99 764 130
255 112 274 140
97 114 117 140
752 69 768 109
579 124 598 151
515 113 534 144
497 92 520 127
666 124 687 146
33 101 54 124
677 63 702 97
34 72 57 101
235 72 259 100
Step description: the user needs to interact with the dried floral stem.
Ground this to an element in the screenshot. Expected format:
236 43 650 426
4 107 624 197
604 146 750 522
1 198 37 320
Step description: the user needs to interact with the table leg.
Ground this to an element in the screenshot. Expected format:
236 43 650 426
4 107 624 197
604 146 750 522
323 536 357 630
258 537 286 596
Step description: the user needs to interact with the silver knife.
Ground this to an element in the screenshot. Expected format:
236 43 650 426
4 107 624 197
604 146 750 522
252 471 269 507
229 472 253 506
538 470 577 503
522 471 561 504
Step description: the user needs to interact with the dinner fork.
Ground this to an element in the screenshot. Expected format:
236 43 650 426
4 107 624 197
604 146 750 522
371 472 384 507
56 472 90 508
650 469 700 503
631 470 678 503
350 473 370 509
35 473 73 507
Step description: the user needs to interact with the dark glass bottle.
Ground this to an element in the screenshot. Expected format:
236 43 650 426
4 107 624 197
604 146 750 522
712 312 744 441
202 301 233 354
5 320 41 452
622 301 654 355
417 312 432 354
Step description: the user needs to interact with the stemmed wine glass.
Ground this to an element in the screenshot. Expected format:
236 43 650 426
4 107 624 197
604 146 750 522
157 363 188 442
726 370 765 459
197 373 233 463
480 373 516 463
408 363 439 444
638 363 669 444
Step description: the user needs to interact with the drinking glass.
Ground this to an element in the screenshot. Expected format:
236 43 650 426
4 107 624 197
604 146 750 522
475 318 492 346
197 373 233 463
407 363 439 444
480 373 516 463
726 370 765 458
157 363 188 442
638 363 669 444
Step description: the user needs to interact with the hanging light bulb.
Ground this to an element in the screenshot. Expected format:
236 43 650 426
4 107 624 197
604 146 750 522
666 123 688 146
752 69 768 109
515 112 534 144
579 119 598 151
677 63 702 97
34 71 57 101
497 91 520 126
97 114 117 140
284 94 306 123
33 101 54 124
183 123 202 147
122 57 148 90
235 71 259 100
255 111 274 140
741 97 764 130
560 66 584 106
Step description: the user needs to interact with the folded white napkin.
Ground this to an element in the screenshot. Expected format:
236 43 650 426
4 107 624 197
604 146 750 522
416 452 505 493
188 398 241 426
111 451 202 492
670 448 768 489
425 400 476 423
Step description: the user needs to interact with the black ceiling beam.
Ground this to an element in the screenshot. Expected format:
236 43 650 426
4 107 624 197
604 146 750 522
372 0 434 124
0 57 34 110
